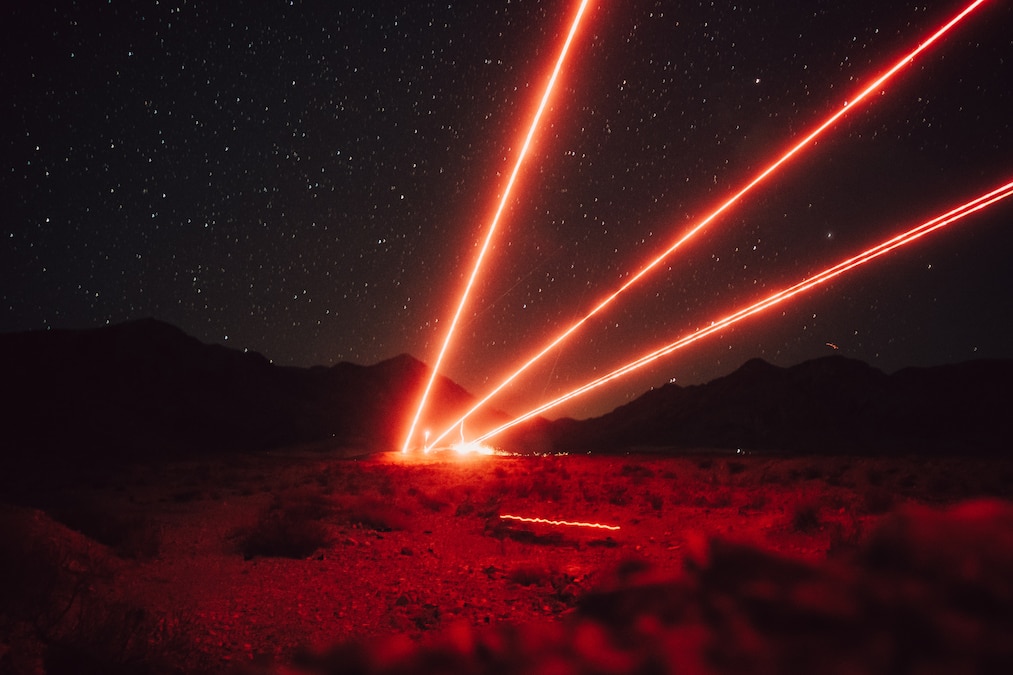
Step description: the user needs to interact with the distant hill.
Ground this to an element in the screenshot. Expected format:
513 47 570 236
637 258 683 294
2 320 1009 467
0 319 505 468
530 355 1012 455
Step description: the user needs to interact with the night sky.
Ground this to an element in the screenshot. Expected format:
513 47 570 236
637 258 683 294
3 0 1011 422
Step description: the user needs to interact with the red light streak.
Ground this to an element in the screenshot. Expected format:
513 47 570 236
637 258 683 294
428 0 989 450
475 178 1013 443
400 0 593 453
500 514 620 531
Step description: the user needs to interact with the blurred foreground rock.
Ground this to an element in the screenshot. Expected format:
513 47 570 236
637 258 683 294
262 499 1013 675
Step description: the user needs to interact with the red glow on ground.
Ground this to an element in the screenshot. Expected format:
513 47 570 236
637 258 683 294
427 0 988 451
475 177 1013 443
400 0 593 454
500 514 621 531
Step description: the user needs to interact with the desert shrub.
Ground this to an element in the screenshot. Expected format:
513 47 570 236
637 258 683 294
507 564 552 587
578 480 601 505
171 488 202 503
898 472 918 490
241 508 330 559
332 463 367 494
801 465 823 481
531 475 563 503
506 477 532 500
740 491 769 512
49 503 160 560
377 475 396 497
606 485 630 507
339 495 410 532
0 514 90 628
726 461 747 476
44 602 201 675
410 488 449 512
0 509 201 673
277 487 337 521
826 467 846 487
827 516 865 558
621 464 655 481
314 470 333 489
790 496 822 533
644 492 664 512
760 469 787 486
712 488 733 508
239 488 337 558
693 489 732 509
927 471 956 496
541 457 571 480
411 603 441 631
860 487 895 515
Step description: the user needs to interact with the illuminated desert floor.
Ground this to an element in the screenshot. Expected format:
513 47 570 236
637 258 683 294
3 448 1012 673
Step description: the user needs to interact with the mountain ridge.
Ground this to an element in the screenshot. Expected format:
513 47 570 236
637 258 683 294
531 354 1011 454
0 318 503 467
2 319 1009 464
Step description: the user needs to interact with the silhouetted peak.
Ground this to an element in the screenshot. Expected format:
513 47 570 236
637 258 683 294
375 352 427 373
734 357 780 377
786 355 887 385
110 316 185 335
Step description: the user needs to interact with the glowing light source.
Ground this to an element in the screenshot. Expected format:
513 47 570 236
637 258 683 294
450 440 497 456
400 0 593 453
427 0 989 451
474 177 1013 443
500 514 621 531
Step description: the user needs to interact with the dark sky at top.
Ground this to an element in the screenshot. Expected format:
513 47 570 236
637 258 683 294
3 0 1011 422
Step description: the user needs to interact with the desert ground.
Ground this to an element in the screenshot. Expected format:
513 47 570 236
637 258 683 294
2 447 1012 674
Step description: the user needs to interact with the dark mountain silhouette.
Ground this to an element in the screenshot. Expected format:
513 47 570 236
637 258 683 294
2 320 1009 468
533 355 1012 455
0 318 504 469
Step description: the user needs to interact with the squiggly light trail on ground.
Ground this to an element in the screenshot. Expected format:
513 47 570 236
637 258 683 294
400 0 593 453
500 514 621 531
426 0 989 451
474 177 1013 444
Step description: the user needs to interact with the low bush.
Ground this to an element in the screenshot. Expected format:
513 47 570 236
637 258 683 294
531 475 563 503
621 464 655 481
693 489 732 509
507 564 553 587
861 487 895 515
607 485 630 507
240 508 330 559
827 516 864 558
49 502 160 560
339 495 410 532
644 492 664 512
239 488 337 559
410 488 449 512
790 496 822 533
44 602 200 675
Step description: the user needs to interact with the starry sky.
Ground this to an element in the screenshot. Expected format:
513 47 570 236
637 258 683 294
3 0 1012 422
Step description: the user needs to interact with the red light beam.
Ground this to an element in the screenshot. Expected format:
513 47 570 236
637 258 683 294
475 177 1013 443
428 0 990 450
500 514 620 531
400 0 593 453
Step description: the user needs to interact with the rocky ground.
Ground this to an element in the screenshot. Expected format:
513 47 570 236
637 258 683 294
274 499 1013 675
2 448 1012 674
